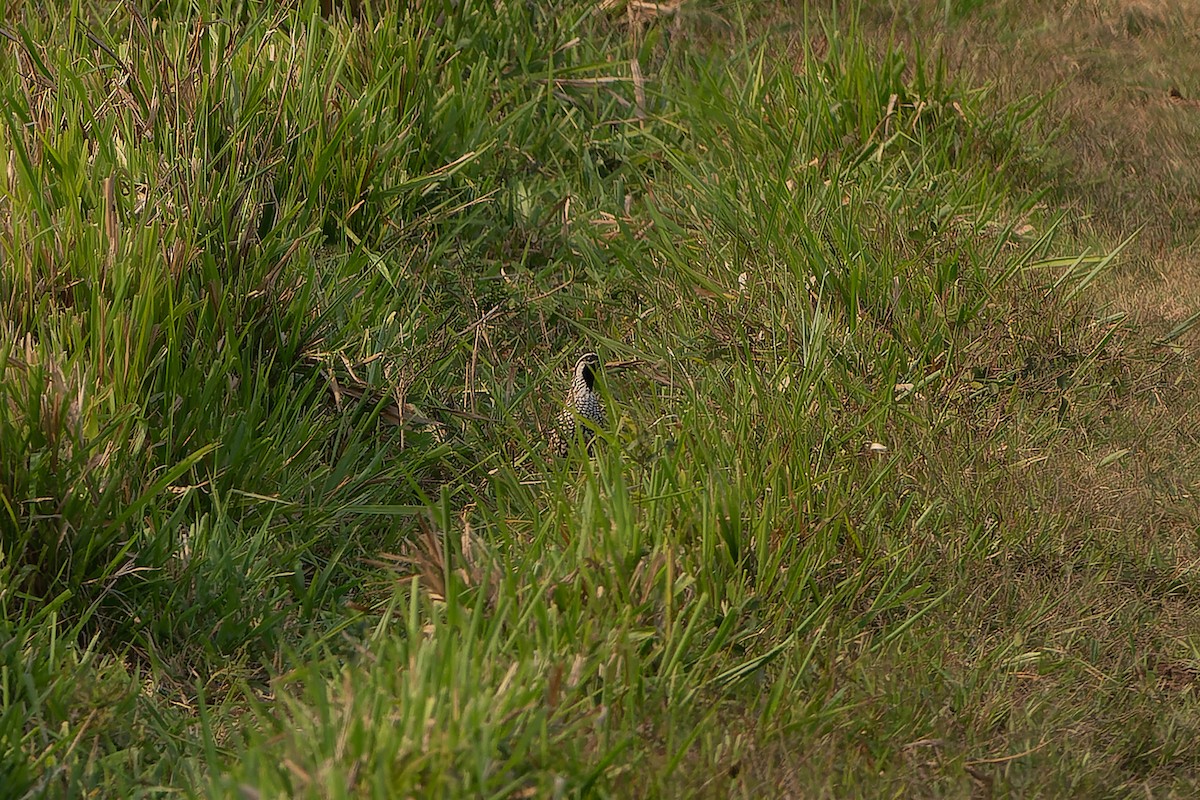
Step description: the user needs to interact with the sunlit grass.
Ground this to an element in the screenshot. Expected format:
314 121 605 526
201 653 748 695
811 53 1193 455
1 0 1197 796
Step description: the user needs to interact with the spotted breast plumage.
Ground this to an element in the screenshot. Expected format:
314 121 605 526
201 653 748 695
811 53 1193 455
548 353 607 457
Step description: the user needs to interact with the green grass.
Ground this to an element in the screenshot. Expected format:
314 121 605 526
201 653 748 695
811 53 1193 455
1 0 1198 796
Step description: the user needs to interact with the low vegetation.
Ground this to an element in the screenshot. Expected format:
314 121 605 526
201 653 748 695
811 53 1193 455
1 0 1196 796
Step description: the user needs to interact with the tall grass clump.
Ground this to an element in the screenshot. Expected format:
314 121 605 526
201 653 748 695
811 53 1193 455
0 0 692 791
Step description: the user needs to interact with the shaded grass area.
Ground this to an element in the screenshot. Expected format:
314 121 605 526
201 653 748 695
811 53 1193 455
0 0 1197 796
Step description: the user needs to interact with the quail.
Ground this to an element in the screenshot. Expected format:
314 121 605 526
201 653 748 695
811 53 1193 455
548 352 607 457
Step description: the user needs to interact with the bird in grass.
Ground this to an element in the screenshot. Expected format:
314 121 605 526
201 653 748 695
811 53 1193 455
548 352 607 457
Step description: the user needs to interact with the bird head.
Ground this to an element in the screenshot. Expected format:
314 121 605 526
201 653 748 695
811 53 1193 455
575 352 601 390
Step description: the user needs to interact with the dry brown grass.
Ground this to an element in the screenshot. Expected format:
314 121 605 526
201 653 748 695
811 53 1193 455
1101 250 1200 341
855 0 1200 343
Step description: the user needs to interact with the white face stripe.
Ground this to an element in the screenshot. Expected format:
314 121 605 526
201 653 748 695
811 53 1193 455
575 353 600 391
